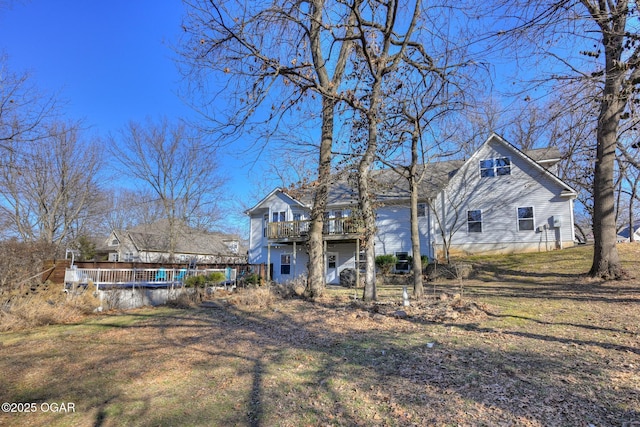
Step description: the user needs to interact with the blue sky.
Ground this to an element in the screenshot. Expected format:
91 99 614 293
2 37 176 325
0 1 192 132
0 0 266 233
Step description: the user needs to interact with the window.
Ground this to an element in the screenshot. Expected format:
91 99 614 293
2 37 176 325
110 238 119 246
417 203 427 217
327 253 337 269
293 212 302 221
518 206 534 231
272 211 286 222
467 210 482 233
395 252 410 272
225 240 239 254
496 157 511 175
280 254 291 275
480 159 495 177
263 214 269 237
480 157 511 177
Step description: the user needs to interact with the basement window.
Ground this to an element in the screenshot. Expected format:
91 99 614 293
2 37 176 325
395 252 410 272
280 254 291 275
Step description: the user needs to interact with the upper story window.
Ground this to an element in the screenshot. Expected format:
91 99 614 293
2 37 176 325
480 157 511 177
263 213 269 237
272 211 286 222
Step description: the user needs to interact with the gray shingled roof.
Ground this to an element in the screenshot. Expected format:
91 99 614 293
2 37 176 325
286 147 560 207
124 221 242 255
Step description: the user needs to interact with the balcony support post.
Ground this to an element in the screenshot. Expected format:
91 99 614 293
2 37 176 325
293 241 297 278
267 242 271 282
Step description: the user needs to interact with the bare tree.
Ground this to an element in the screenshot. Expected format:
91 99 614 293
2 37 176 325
0 55 58 151
0 121 102 248
489 0 639 278
337 0 472 301
95 188 168 235
109 117 225 260
179 0 356 297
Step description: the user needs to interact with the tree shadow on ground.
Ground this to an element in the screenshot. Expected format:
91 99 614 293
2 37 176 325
147 300 640 425
1 299 638 426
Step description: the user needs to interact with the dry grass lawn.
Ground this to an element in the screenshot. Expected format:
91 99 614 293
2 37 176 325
0 244 639 426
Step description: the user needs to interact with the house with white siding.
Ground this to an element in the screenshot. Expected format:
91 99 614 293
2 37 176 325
246 134 577 284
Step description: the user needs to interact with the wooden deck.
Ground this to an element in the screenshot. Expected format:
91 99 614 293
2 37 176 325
267 218 364 241
64 267 236 289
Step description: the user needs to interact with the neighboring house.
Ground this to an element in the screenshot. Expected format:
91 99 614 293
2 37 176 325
246 134 578 284
97 221 247 264
617 220 640 242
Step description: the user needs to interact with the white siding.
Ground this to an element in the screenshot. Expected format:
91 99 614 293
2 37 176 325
442 138 575 254
248 214 265 264
267 244 308 283
374 205 413 256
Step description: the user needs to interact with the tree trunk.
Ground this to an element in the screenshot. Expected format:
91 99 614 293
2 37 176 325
360 119 378 302
589 30 626 279
409 129 424 297
305 97 334 298
410 173 424 298
629 174 638 243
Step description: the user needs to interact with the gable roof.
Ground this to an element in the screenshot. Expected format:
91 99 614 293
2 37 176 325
453 133 577 197
245 187 307 215
245 134 576 212
618 220 640 239
105 220 243 256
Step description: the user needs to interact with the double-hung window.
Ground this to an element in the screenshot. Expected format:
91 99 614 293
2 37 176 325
467 210 482 233
480 157 511 177
517 207 534 231
280 254 291 275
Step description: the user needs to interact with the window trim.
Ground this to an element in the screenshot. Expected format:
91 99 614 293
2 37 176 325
467 209 482 233
480 156 511 178
327 253 337 269
272 211 286 222
263 213 269 238
280 253 291 275
517 206 535 231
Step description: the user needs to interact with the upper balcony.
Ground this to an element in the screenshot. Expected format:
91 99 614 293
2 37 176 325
267 218 364 242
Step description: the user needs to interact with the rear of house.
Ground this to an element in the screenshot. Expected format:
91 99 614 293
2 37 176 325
246 134 577 284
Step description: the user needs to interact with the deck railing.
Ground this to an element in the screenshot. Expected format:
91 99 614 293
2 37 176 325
267 218 364 240
64 267 236 289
